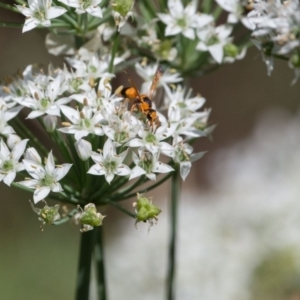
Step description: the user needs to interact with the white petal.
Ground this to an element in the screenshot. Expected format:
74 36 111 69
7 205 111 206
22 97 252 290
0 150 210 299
60 105 80 123
129 166 146 180
33 186 51 203
153 162 174 173
182 28 195 40
3 172 16 186
5 106 23 121
12 139 28 161
51 182 63 192
54 163 72 180
208 44 224 64
115 165 131 176
47 6 67 19
179 161 192 181
22 18 40 33
126 138 144 148
86 6 102 18
105 173 114 184
27 110 45 119
23 159 46 180
87 164 106 176
74 130 89 141
45 151 55 174
18 179 39 188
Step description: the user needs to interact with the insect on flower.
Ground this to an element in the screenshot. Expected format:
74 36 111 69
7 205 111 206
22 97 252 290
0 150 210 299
120 65 163 128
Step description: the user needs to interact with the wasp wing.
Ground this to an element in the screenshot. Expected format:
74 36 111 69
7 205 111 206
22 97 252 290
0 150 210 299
148 65 163 100
123 70 142 99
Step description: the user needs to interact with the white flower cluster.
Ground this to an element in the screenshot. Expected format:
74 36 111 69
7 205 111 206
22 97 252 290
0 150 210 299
216 0 300 81
248 0 300 81
0 51 211 203
129 0 246 64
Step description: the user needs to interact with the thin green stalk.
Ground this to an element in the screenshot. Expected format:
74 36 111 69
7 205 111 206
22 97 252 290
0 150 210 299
75 230 96 300
0 2 19 12
0 21 23 28
94 226 107 300
166 170 180 300
108 31 120 73
53 208 78 225
112 171 174 201
106 200 135 218
11 118 49 157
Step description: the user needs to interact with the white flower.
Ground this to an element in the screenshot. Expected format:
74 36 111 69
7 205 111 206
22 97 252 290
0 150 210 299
215 0 254 28
102 112 141 146
126 125 175 157
18 150 72 203
197 25 233 64
59 105 104 140
157 0 212 40
65 53 117 79
130 150 174 180
16 0 67 33
58 0 103 17
20 75 70 119
72 77 123 114
0 139 28 186
172 137 206 180
87 139 131 184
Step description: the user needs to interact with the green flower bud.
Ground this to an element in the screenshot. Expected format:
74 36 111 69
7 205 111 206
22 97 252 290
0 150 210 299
134 193 161 224
30 200 61 230
78 203 105 232
224 43 239 58
290 52 300 68
111 0 134 17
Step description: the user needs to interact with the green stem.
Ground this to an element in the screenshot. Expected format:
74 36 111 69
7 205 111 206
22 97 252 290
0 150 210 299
0 3 19 12
94 226 107 300
112 171 174 201
166 170 180 300
106 200 135 218
0 21 23 28
53 208 78 225
75 230 96 300
108 30 120 73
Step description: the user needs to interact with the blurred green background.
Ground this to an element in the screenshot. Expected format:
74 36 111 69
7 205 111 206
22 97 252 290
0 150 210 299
1 7 300 300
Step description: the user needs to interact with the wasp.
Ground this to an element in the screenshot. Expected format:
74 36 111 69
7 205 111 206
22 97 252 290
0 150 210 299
120 65 163 127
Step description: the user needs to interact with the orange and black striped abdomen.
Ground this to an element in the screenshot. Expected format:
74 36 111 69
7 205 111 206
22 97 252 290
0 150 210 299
121 87 138 99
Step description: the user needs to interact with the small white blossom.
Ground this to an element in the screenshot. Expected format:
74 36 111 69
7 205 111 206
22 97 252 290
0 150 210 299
20 75 70 119
59 105 104 140
126 125 175 157
172 137 206 180
87 139 131 184
59 0 103 17
157 0 213 40
16 0 67 33
197 25 233 64
18 150 72 203
130 150 174 181
0 139 28 186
